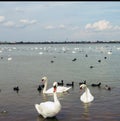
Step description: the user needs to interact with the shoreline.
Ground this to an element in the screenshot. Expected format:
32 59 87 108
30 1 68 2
0 41 120 45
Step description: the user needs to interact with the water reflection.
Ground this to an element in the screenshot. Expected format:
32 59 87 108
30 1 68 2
37 115 58 121
82 103 91 120
42 93 49 101
41 92 69 102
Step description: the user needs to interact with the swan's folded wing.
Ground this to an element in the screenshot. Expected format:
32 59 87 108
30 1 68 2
40 102 59 117
57 86 71 92
80 91 94 103
35 104 43 114
45 87 54 94
64 86 72 91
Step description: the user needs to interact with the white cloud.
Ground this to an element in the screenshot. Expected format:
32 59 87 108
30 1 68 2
19 19 29 24
113 25 120 30
44 24 81 30
15 7 24 12
19 19 37 26
40 2 73 8
0 16 5 23
85 24 92 29
71 26 80 30
0 18 38 28
44 24 66 30
58 24 65 29
3 21 15 27
30 20 37 24
44 25 55 30
85 20 112 31
52 2 73 6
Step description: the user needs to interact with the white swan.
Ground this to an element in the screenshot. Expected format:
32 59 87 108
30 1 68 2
35 82 62 118
41 76 71 94
80 84 94 103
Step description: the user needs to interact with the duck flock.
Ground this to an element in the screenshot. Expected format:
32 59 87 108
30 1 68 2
34 76 111 118
0 44 118 119
0 76 111 118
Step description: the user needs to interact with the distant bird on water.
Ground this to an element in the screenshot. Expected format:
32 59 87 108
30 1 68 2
104 85 111 90
79 80 86 86
80 84 94 103
13 86 19 93
58 80 64 86
72 58 77 62
37 84 44 92
91 82 101 87
66 81 74 87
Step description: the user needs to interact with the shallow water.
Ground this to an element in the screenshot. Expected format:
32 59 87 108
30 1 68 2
0 44 120 121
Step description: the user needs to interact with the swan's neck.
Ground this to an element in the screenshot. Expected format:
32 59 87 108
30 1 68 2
54 92 57 101
43 80 48 93
54 92 60 105
85 87 90 95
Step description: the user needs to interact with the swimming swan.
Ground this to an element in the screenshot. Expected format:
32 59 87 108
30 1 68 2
41 76 71 94
80 84 94 103
35 82 62 118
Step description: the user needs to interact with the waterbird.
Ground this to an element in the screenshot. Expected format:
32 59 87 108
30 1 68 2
41 76 71 94
104 85 111 90
90 65 94 69
79 80 86 85
57 80 64 86
72 58 77 61
85 54 88 57
66 81 74 87
35 82 62 118
80 84 94 103
98 60 101 63
37 84 44 92
91 82 101 87
104 57 107 59
13 86 19 93
51 60 54 63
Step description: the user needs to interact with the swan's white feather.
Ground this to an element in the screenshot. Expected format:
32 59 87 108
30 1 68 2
44 86 71 94
42 77 71 94
35 82 62 118
80 84 94 103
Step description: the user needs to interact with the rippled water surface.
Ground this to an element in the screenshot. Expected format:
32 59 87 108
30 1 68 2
0 44 120 121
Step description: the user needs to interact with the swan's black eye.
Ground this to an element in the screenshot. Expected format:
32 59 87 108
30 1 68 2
42 79 44 82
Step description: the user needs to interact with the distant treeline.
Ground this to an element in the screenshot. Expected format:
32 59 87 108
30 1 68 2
0 41 120 44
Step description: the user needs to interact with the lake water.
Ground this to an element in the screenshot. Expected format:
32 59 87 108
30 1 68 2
0 43 120 121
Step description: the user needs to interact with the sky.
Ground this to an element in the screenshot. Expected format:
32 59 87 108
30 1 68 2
0 1 120 42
